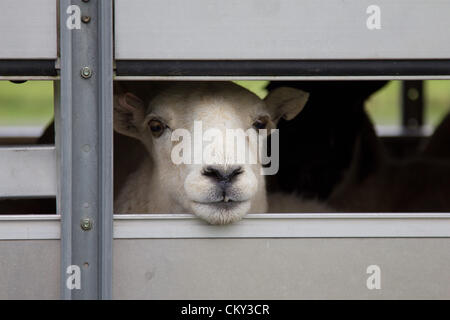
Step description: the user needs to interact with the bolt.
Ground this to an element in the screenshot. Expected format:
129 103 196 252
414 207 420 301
82 144 91 152
81 16 91 23
81 67 92 79
407 88 419 101
80 218 93 231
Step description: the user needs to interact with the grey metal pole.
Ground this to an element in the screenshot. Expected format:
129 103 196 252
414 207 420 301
58 0 113 299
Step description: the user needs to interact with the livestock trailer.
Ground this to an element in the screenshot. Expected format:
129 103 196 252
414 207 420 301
0 0 450 299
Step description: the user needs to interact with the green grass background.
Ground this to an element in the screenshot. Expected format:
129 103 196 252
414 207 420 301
0 81 54 126
0 80 449 127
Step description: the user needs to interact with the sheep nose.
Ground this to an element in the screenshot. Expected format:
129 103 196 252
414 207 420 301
202 165 243 183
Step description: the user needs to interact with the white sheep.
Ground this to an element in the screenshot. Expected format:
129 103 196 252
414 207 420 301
113 81 330 224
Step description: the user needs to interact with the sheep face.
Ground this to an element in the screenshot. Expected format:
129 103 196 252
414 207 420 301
114 82 308 224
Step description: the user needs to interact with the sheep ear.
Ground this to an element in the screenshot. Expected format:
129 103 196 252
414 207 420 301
264 87 309 124
113 92 146 139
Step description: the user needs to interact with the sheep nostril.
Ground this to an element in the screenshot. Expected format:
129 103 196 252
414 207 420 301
229 167 243 179
202 166 222 180
202 166 243 183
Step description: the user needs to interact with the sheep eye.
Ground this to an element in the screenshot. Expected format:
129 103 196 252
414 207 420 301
253 117 268 130
149 119 165 137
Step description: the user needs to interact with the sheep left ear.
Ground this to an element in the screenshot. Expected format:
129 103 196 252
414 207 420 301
113 92 146 139
264 87 309 124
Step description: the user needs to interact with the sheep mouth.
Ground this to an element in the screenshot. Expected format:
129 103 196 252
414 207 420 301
190 199 252 224
193 199 248 210
194 199 249 212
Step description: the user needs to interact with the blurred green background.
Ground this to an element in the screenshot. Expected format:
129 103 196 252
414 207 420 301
0 81 53 126
0 80 449 128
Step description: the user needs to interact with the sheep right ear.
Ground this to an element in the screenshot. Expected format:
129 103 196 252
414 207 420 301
264 87 309 124
113 92 146 139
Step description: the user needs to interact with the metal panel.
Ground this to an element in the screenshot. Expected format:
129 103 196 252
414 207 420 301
114 213 450 238
0 146 56 198
0 217 448 299
0 0 57 59
58 0 113 300
0 240 59 299
0 215 60 240
2 213 450 241
0 213 450 240
115 60 450 77
0 60 57 76
115 0 450 60
1 236 448 299
114 238 450 299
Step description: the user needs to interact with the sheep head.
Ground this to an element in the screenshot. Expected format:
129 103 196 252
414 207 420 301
114 82 308 224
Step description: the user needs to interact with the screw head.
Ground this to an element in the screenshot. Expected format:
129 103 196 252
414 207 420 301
407 88 420 101
81 16 91 24
80 218 93 231
81 67 92 79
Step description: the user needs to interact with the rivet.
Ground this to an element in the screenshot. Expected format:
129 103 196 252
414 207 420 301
80 218 93 231
81 16 91 24
82 144 91 152
407 88 419 101
81 67 92 79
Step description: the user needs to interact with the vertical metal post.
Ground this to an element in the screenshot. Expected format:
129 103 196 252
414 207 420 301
58 0 113 299
402 80 424 129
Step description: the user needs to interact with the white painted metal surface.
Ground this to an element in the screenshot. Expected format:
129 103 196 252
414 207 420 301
0 146 56 198
1 237 449 299
115 0 450 60
0 240 59 299
0 215 60 240
1 215 450 299
0 0 57 59
114 213 450 238
113 238 450 299
2 214 450 240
